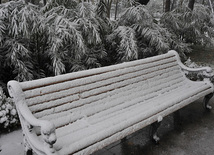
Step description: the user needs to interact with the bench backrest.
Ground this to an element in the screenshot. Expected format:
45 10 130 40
18 51 185 128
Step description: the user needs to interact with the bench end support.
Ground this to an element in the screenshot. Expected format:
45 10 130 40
203 93 213 111
150 121 162 144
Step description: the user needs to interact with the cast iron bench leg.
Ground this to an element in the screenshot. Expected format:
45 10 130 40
203 93 213 111
25 149 33 155
150 121 161 144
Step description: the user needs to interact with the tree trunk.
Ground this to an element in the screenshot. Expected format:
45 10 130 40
188 0 195 10
105 0 113 19
165 0 171 12
114 0 119 20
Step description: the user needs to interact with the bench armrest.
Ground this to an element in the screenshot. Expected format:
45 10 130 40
18 100 57 145
7 81 57 154
179 63 213 78
168 50 214 79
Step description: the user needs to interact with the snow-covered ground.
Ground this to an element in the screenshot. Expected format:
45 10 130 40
0 129 24 155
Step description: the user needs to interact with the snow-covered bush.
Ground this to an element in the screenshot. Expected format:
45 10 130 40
107 4 171 63
42 0 109 73
0 87 19 131
161 4 214 49
0 0 214 87
0 0 109 80
0 0 40 81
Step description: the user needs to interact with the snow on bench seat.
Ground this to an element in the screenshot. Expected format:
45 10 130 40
7 50 214 155
55 81 211 154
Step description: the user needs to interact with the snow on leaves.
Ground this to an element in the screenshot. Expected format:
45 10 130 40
0 87 19 131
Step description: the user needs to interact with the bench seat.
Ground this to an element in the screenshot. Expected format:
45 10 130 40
7 50 214 155
54 81 212 154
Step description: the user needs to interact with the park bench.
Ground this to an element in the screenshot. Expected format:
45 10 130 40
7 50 214 155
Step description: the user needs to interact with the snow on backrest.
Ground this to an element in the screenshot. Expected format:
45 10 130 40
21 52 185 120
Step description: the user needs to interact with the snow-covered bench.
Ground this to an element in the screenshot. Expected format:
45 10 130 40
7 50 214 155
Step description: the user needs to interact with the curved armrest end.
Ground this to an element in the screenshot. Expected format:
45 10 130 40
168 50 213 77
18 101 57 147
41 121 57 146
7 80 25 103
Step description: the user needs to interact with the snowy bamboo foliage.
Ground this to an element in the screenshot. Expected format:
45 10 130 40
0 0 37 82
161 4 214 47
109 26 138 62
107 5 170 61
0 0 214 86
41 0 108 73
0 0 109 83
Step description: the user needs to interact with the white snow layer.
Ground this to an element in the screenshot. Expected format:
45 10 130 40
0 130 24 155
56 83 212 154
28 59 179 114
33 65 181 119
